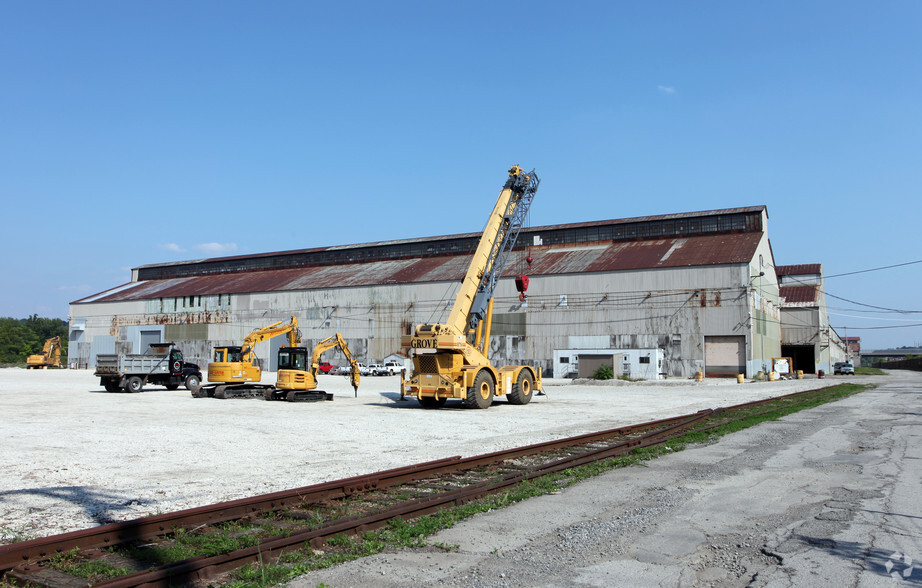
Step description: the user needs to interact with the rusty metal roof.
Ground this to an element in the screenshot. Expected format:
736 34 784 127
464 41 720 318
780 285 819 304
777 263 822 276
74 232 764 304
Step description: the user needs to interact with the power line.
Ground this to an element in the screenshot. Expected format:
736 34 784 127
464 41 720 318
825 259 922 279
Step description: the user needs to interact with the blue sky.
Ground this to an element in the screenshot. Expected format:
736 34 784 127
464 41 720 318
2 1 920 350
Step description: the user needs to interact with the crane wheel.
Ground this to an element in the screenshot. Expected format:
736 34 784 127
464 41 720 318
507 370 534 405
463 370 494 409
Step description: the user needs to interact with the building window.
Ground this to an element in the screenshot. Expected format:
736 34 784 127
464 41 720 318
640 356 651 364
559 357 570 364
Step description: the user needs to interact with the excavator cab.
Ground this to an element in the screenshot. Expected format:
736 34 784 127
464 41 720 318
277 347 308 371
214 347 244 364
208 345 260 384
275 347 317 396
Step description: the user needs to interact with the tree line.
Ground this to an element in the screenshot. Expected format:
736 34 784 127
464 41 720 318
0 315 68 365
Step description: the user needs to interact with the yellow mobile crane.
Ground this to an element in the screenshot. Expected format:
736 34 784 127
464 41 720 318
27 336 63 369
266 333 361 402
401 165 542 408
194 317 301 399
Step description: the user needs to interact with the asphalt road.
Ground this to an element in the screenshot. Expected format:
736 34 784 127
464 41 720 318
292 371 922 587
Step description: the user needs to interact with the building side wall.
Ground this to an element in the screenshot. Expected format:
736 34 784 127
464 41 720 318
72 261 767 380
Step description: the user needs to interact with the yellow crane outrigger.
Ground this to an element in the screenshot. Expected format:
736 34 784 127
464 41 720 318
27 336 63 369
400 165 542 408
266 333 361 402
194 317 301 399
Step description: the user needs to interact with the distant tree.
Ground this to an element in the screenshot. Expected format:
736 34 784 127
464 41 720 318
0 316 68 364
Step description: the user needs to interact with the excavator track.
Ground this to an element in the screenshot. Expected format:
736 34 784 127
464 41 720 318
193 384 273 399
263 388 334 402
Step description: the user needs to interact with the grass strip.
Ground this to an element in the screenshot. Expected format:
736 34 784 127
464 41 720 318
220 383 873 588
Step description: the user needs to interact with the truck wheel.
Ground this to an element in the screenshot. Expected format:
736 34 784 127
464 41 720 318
184 374 201 391
507 370 534 405
125 376 143 393
103 380 121 393
463 370 494 409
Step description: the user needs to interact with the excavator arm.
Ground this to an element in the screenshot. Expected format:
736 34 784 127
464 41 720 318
240 317 301 364
311 333 361 395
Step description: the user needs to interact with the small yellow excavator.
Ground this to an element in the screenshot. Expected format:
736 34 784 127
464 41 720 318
194 317 301 399
27 336 64 369
267 333 361 402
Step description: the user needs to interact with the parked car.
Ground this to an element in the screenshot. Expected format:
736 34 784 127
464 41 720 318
317 362 336 374
380 360 405 375
367 364 385 376
337 363 366 375
833 361 855 375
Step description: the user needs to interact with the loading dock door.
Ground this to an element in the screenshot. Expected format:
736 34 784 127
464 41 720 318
781 345 816 374
140 330 161 353
704 336 745 377
578 354 614 378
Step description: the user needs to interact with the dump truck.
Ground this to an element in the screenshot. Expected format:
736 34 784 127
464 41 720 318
95 343 202 393
400 165 542 408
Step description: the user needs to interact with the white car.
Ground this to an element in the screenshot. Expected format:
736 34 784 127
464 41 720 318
367 364 385 376
380 360 405 375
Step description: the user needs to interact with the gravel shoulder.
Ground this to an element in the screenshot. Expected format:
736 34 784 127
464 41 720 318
1 368 849 542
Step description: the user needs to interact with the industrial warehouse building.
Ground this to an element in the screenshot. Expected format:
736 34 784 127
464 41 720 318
68 205 848 379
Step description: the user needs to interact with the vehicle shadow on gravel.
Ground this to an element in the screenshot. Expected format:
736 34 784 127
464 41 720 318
0 485 153 527
370 392 532 409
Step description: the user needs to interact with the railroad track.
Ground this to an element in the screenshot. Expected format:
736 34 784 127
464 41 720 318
0 385 858 588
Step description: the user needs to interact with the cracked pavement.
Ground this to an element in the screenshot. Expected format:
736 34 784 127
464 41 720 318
292 371 922 587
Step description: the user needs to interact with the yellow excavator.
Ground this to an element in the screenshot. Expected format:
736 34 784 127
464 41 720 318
193 317 301 399
266 333 361 402
400 165 542 408
27 336 64 369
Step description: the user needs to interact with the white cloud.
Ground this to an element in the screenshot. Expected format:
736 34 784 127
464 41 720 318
658 85 676 94
160 243 186 252
195 242 238 254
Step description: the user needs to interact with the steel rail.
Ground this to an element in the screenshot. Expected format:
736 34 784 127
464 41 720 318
86 411 715 588
0 457 464 571
0 411 704 572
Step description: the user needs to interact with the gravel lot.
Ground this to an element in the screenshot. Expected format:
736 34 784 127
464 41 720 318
0 368 841 543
